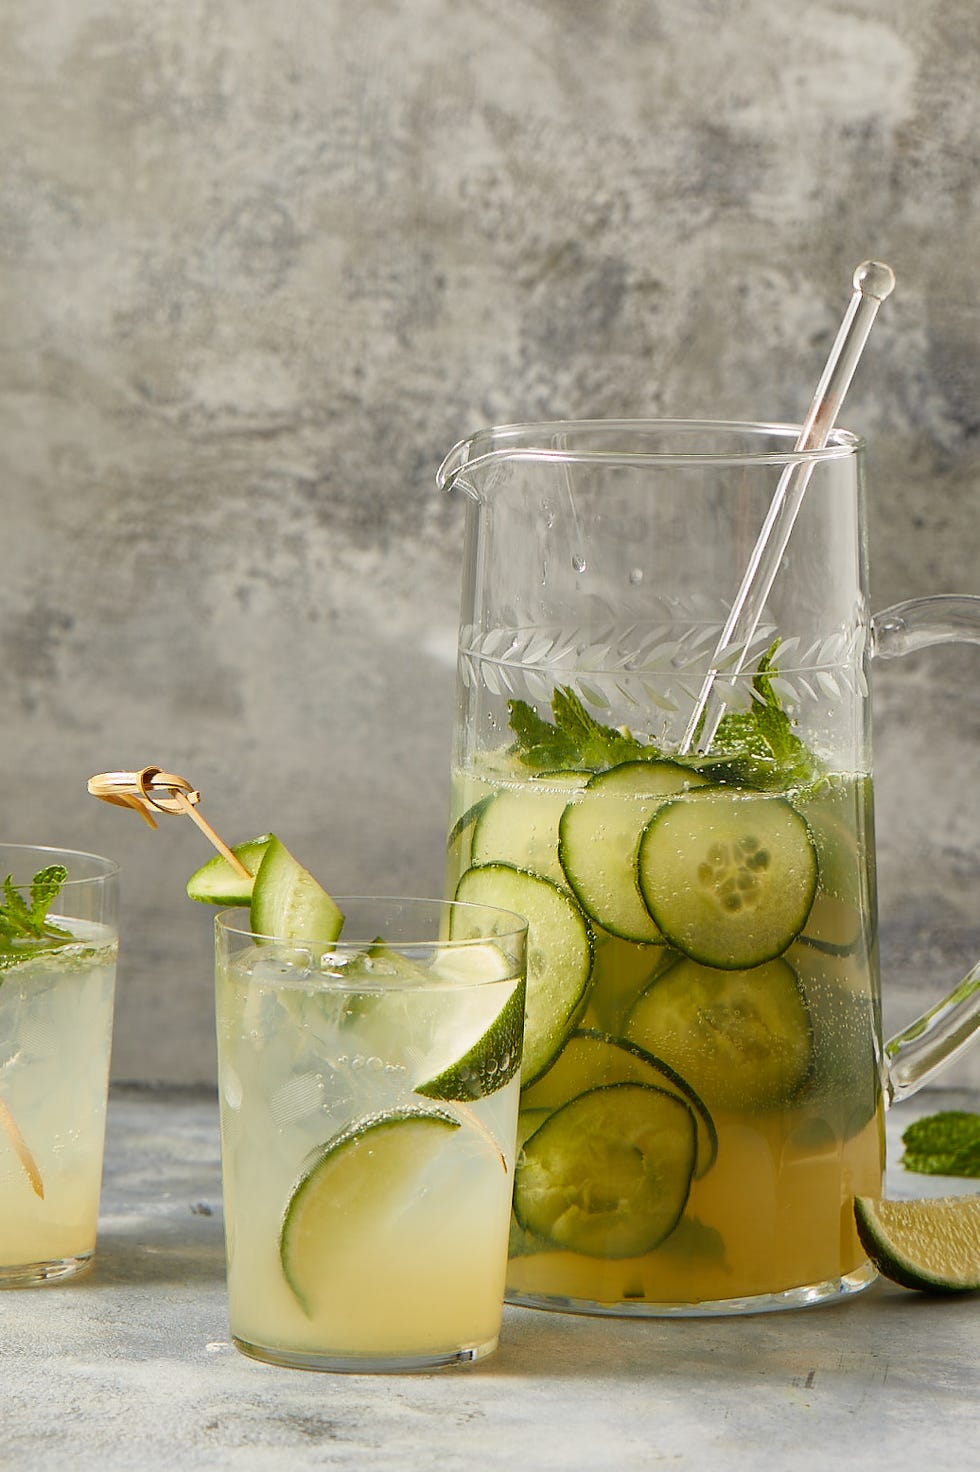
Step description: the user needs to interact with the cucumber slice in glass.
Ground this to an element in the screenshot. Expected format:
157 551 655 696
454 862 593 1085
786 940 880 1138
513 1082 697 1258
580 929 675 1034
522 1028 717 1178
471 772 590 885
559 760 710 943
796 894 865 957
637 791 818 968
185 834 273 905
625 956 813 1112
250 836 344 944
446 794 493 877
280 1107 459 1315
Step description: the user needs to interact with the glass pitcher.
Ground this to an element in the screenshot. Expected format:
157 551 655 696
437 419 980 1316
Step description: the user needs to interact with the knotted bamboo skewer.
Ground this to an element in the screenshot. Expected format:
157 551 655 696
87 767 250 877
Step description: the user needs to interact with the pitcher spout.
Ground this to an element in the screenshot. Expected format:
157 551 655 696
435 435 479 498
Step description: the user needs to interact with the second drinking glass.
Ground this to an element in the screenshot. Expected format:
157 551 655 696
214 896 527 1372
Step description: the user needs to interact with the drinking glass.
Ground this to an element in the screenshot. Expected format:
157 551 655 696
0 844 118 1286
215 896 527 1371
438 419 980 1315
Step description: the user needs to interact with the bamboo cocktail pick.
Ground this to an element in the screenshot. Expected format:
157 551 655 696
0 1096 44 1198
87 767 251 876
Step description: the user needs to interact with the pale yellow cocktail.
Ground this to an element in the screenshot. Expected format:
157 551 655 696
215 897 526 1371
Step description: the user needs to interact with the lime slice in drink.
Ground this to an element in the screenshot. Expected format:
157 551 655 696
332 938 523 1102
280 1107 460 1315
853 1195 980 1293
416 965 525 1101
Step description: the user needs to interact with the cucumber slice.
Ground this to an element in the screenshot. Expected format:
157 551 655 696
786 941 880 1138
559 760 710 942
796 894 865 957
446 795 493 879
513 1082 697 1258
471 772 590 886
580 929 675 1034
280 1107 459 1315
454 863 593 1085
250 836 344 944
521 1028 718 1178
509 1107 555 1258
625 957 813 1112
185 834 273 905
637 791 818 968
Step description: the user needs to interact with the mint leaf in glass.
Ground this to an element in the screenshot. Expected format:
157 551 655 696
509 686 649 772
507 648 821 790
700 643 821 788
0 864 72 971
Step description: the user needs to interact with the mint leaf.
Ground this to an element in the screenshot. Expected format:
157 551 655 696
506 649 821 790
551 687 647 768
901 1111 980 1179
507 699 579 770
0 864 72 971
30 865 70 930
703 643 820 789
2 876 36 935
509 687 651 772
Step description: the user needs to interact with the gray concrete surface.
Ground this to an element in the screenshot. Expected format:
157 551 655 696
0 1083 977 1471
0 1 977 1084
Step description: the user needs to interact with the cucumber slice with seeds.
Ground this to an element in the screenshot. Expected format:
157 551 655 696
521 1028 718 1178
513 1082 697 1258
637 791 817 968
559 760 710 943
454 863 593 1085
625 956 813 1113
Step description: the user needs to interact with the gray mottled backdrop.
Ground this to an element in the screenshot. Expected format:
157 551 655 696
1 0 977 1084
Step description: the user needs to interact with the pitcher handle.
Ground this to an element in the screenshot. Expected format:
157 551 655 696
870 594 980 1105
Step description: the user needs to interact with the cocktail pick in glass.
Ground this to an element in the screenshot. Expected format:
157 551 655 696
0 1098 44 1198
680 260 896 754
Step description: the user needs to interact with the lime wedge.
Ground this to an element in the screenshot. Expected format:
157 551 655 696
416 973 525 1101
853 1194 980 1293
280 1108 460 1315
186 835 272 905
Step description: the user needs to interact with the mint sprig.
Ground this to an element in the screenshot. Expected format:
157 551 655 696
0 864 73 972
507 645 821 790
705 644 820 789
508 686 649 771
